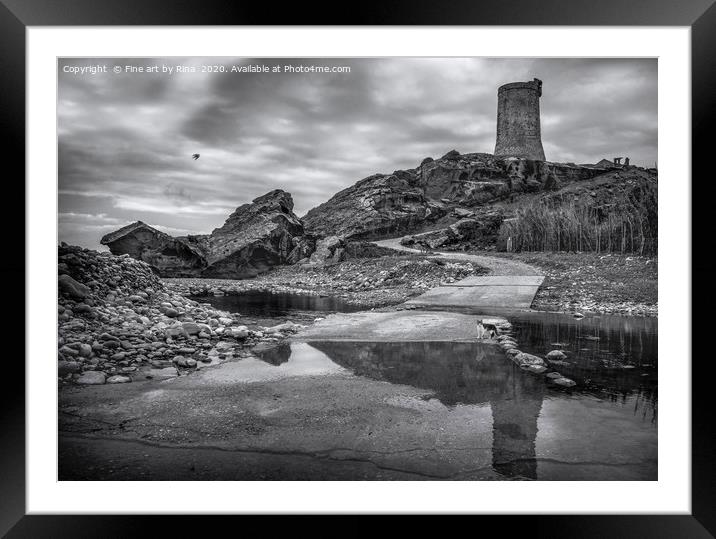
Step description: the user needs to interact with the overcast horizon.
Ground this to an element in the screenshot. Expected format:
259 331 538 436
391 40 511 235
58 57 657 250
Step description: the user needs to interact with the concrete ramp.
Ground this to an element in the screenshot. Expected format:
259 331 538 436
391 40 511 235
406 275 544 309
294 311 502 342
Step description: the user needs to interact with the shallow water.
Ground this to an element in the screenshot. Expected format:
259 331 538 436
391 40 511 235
197 290 365 318
195 290 657 479
508 311 657 423
244 311 656 480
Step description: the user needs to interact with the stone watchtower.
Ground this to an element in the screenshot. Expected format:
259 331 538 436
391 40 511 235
494 78 546 161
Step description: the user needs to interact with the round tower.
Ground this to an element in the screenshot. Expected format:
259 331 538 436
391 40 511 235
494 78 546 161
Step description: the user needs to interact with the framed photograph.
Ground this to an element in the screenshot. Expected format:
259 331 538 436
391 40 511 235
5 0 712 534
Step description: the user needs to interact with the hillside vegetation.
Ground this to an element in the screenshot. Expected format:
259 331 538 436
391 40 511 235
498 171 657 255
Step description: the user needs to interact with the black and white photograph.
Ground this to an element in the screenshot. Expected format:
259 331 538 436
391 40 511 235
56 56 658 481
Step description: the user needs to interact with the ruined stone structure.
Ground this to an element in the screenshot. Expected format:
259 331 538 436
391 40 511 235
494 78 546 161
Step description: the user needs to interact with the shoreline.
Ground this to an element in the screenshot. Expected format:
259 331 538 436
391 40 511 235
165 249 656 319
164 253 488 310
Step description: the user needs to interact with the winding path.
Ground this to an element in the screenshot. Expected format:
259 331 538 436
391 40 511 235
373 237 544 310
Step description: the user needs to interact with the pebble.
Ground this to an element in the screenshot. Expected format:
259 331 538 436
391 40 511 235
522 364 548 374
58 360 81 375
106 375 132 384
76 371 106 385
181 322 201 335
552 377 577 388
172 356 197 368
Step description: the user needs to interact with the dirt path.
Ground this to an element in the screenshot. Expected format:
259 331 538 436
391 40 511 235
373 237 544 310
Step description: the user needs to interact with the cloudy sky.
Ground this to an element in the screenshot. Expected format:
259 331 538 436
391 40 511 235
58 57 657 249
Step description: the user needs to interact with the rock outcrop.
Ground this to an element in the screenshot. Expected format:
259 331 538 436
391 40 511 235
99 222 206 277
400 208 505 251
200 190 314 278
306 236 347 266
101 190 314 279
302 171 446 240
303 151 607 240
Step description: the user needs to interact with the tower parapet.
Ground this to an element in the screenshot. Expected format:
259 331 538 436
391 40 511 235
494 78 546 161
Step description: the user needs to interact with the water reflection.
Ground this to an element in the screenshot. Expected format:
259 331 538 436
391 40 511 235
197 291 365 318
253 342 292 366
240 310 657 480
291 341 545 479
255 311 657 479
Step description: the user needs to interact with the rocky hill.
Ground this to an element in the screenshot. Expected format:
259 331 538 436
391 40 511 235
302 150 608 240
401 166 658 254
101 151 657 278
101 190 314 279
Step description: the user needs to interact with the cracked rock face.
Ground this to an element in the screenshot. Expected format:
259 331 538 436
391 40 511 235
200 190 314 278
302 172 444 240
302 151 606 240
101 190 315 279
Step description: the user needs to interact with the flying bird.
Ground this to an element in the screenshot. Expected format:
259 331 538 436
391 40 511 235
192 153 200 160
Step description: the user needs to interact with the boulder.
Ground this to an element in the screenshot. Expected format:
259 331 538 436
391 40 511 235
552 377 577 388
546 350 568 361
181 322 202 336
399 211 505 252
522 364 548 374
513 352 546 368
173 356 197 368
142 366 178 380
230 326 249 339
58 274 90 300
307 236 346 265
58 360 81 376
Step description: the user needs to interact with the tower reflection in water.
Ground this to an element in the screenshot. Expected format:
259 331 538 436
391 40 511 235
304 341 544 479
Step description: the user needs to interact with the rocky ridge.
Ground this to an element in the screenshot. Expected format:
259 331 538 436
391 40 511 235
99 152 648 278
302 151 608 240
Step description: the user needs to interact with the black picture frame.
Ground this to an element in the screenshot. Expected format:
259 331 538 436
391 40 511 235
3 0 712 535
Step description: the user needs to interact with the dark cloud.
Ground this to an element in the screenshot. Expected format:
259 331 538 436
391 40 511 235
58 57 657 249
